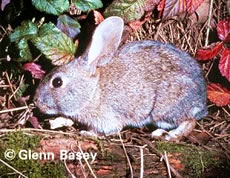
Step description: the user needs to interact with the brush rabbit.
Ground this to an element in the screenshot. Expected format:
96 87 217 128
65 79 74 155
34 16 207 141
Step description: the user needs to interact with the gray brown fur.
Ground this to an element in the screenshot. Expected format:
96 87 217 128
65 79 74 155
34 17 207 140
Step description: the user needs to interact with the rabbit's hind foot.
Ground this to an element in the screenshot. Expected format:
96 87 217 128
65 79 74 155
151 119 196 141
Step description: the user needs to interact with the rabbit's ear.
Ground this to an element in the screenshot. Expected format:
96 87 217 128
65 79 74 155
87 16 124 66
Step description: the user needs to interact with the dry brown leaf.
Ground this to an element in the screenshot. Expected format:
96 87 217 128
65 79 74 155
207 83 230 107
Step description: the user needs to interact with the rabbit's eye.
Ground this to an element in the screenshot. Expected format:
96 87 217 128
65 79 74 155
52 77 63 88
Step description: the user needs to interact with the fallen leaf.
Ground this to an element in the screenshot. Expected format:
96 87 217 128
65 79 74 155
188 131 211 145
219 48 230 82
196 42 224 61
167 153 184 171
128 11 153 30
163 0 186 19
186 0 204 14
93 10 104 25
207 83 230 106
157 0 166 18
188 0 210 25
23 62 45 79
144 0 160 11
162 0 204 19
217 19 230 42
28 116 42 129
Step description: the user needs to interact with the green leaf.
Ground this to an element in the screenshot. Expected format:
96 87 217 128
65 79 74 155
38 22 60 36
57 15 81 39
17 38 33 62
31 0 69 15
104 0 145 23
9 21 38 42
9 21 38 62
16 82 29 98
73 0 103 12
32 23 77 65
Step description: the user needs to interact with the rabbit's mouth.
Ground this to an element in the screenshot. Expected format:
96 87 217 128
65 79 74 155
37 103 58 115
34 96 58 115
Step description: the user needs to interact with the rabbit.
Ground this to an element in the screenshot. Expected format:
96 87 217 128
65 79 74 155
34 16 208 141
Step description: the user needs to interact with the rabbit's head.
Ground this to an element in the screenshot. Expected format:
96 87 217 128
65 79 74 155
34 16 124 117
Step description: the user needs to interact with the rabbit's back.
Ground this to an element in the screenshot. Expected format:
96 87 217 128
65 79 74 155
98 40 207 129
34 17 207 139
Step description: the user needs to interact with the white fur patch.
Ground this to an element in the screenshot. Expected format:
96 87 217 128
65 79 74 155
151 129 168 137
154 121 174 129
191 107 201 116
165 121 193 140
80 130 99 137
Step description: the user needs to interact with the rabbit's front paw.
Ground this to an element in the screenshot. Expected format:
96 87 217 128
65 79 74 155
151 129 176 141
151 129 168 138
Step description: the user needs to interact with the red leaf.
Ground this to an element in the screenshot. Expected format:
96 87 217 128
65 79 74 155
207 83 230 107
23 62 45 79
28 116 42 129
128 12 152 30
144 0 160 12
225 34 230 42
93 10 104 25
157 0 166 18
163 0 186 19
196 42 223 61
219 48 230 81
162 0 205 19
217 19 230 42
186 0 204 14
129 20 145 31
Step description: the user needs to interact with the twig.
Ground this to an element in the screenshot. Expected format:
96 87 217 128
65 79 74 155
4 71 17 101
0 85 10 88
205 0 214 46
222 107 230 117
199 152 205 172
162 151 172 178
0 106 29 114
64 160 76 178
78 143 97 178
140 146 144 178
0 159 28 178
78 159 87 178
205 59 215 78
118 131 134 178
0 128 76 136
154 22 162 40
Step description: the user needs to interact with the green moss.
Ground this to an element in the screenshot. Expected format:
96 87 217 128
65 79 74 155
156 141 222 178
0 131 66 177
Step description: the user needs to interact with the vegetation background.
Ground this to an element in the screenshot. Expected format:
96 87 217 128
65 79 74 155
0 0 229 177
